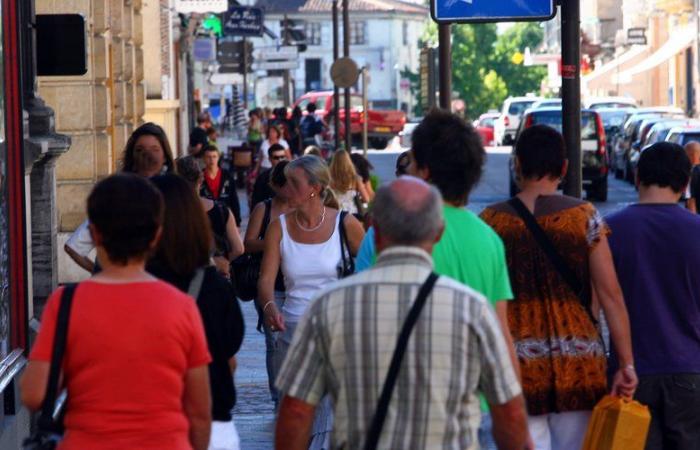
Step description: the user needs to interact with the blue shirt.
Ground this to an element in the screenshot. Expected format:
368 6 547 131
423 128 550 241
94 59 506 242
607 204 700 376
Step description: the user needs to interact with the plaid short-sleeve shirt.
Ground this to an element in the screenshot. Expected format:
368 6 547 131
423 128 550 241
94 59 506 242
276 247 522 450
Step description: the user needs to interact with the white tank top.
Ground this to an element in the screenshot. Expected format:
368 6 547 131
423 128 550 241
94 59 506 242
279 212 342 322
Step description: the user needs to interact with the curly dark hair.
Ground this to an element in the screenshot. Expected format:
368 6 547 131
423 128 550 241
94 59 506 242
350 153 374 183
410 109 484 204
121 122 176 175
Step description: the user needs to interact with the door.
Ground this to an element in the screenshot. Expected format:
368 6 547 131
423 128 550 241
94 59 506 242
305 58 321 92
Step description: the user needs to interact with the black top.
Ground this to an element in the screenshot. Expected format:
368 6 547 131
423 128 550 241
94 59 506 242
251 168 275 209
147 262 245 421
691 166 700 211
189 127 209 153
207 203 231 258
200 168 242 226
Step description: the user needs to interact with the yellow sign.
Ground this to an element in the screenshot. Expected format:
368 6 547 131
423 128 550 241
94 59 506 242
512 52 524 65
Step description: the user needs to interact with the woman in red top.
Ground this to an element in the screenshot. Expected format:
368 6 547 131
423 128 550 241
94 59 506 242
21 173 213 450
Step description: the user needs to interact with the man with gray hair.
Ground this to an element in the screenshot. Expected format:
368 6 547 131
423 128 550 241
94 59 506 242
275 176 528 450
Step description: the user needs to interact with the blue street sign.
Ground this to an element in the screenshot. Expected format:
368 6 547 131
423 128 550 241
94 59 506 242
224 6 264 37
431 0 555 23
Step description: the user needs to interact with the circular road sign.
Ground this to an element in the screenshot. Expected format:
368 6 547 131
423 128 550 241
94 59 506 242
330 57 359 88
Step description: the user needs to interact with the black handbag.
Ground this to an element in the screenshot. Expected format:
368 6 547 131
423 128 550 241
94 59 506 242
23 284 77 450
364 273 439 450
231 200 271 301
337 211 355 278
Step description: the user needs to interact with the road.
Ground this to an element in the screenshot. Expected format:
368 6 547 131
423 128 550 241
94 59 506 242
231 144 639 449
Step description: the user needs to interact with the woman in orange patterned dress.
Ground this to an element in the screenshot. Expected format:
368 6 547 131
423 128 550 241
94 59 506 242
480 125 637 450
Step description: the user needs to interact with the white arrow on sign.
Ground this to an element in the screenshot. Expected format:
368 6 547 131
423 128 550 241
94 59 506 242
252 60 300 71
445 0 473 5
210 72 244 85
253 46 299 61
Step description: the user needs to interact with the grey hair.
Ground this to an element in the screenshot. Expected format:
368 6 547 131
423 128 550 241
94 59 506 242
371 180 444 245
285 155 339 209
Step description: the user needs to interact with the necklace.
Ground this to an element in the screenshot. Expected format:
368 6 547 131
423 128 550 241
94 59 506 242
295 207 326 232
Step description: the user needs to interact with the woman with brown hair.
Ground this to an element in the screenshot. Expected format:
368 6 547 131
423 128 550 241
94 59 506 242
329 150 370 217
147 174 245 450
255 124 290 173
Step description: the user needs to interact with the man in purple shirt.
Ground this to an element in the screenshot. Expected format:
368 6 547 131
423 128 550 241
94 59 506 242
607 142 700 450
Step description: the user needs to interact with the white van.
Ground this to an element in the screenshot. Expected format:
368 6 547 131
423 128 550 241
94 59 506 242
494 96 541 145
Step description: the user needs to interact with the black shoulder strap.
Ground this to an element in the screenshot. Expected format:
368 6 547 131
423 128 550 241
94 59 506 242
338 211 354 273
38 283 77 430
259 199 272 239
508 197 584 299
364 273 439 450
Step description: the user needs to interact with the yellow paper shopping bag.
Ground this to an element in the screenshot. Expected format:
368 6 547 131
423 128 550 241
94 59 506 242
581 395 651 450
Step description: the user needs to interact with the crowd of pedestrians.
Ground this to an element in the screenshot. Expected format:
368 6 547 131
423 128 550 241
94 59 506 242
18 103 700 450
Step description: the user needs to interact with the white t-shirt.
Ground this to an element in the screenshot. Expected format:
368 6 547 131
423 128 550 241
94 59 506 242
259 139 289 169
65 219 95 258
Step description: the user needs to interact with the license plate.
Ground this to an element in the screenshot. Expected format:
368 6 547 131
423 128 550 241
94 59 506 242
375 126 391 133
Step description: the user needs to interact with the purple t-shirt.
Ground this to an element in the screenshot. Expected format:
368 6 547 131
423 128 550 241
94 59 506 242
607 204 700 376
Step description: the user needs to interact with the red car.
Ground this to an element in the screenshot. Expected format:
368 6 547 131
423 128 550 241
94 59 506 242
474 112 499 146
292 91 406 149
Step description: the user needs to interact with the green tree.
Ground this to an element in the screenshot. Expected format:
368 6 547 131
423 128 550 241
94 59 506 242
492 23 548 98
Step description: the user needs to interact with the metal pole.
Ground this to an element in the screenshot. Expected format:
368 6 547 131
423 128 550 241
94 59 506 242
283 15 291 105
561 0 582 198
362 67 369 156
343 0 351 151
438 24 452 110
242 38 248 111
333 1 341 150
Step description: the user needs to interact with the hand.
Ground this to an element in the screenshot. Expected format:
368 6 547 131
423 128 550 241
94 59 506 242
611 365 638 399
264 302 286 332
213 256 231 278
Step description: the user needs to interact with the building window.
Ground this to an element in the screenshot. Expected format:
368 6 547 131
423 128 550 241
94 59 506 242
350 21 367 45
403 21 409 46
305 22 322 46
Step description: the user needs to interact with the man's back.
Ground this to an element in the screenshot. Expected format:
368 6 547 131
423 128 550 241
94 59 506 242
607 204 700 375
276 248 521 449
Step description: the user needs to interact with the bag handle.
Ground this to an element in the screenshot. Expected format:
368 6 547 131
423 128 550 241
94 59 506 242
338 211 355 275
259 199 272 240
364 272 439 450
187 268 206 301
38 284 77 431
508 197 589 312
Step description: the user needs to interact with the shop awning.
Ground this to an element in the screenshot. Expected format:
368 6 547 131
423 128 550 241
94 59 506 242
583 45 650 84
614 26 695 84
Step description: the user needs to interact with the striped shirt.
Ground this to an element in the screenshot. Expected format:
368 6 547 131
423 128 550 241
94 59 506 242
276 247 522 449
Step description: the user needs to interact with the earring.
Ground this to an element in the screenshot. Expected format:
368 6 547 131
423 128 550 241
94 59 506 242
310 193 315 198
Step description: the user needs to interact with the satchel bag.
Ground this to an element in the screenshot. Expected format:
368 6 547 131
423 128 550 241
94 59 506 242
337 211 355 278
231 200 271 301
581 395 651 450
363 273 439 450
23 284 77 450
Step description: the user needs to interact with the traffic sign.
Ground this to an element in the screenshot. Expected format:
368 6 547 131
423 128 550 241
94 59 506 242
224 6 264 37
252 60 299 71
253 46 298 61
627 28 647 46
431 0 555 24
210 72 244 85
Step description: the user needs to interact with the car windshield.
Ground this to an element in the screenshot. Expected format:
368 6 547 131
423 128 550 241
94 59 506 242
599 111 628 127
480 117 496 128
529 111 598 139
508 101 536 115
681 133 700 146
590 102 635 109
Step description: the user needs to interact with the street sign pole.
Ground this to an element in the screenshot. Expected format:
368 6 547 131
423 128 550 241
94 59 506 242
438 24 451 110
242 37 248 110
362 67 369 157
560 0 582 198
283 15 291 106
333 0 341 151
343 0 351 152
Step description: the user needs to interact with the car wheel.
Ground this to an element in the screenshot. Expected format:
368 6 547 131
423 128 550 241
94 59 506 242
369 137 388 150
589 178 608 202
624 162 634 183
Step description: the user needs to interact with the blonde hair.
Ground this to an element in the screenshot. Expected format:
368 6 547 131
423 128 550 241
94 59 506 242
304 145 322 157
329 150 358 193
286 155 339 209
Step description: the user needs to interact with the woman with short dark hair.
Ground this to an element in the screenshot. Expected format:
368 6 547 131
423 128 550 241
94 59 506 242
480 125 637 450
21 173 212 450
147 174 245 450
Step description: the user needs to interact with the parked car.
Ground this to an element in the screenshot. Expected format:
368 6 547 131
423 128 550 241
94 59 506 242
474 112 500 146
583 96 638 110
643 119 697 147
666 126 700 146
529 98 562 110
494 96 541 145
511 107 609 201
399 121 420 149
292 91 407 149
596 107 635 162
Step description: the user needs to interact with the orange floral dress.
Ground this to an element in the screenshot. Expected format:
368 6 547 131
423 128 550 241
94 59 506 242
480 195 607 415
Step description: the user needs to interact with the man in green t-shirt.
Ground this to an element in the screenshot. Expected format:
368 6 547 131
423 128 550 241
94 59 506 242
355 110 527 449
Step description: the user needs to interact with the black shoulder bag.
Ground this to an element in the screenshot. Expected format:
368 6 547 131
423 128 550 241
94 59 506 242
508 197 595 320
364 273 439 450
337 211 355 278
231 199 271 301
23 284 77 450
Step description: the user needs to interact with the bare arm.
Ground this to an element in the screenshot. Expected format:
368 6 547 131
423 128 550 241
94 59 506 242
356 177 371 204
257 220 285 331
225 207 244 260
689 198 697 214
243 203 266 254
364 180 375 201
495 301 521 381
343 213 366 256
20 361 51 411
275 396 315 450
490 394 529 450
64 244 95 273
589 234 637 398
183 365 212 450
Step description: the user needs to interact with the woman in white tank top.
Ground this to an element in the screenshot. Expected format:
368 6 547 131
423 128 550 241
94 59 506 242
257 155 364 449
